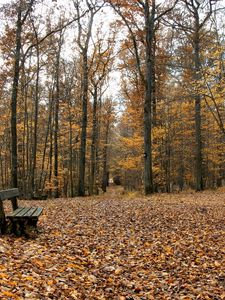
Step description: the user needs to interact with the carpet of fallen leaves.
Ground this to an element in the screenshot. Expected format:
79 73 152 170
0 187 225 300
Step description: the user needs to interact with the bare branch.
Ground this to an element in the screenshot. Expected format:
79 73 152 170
21 9 89 66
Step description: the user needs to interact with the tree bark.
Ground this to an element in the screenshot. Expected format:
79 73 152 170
193 15 203 191
68 104 74 197
77 4 94 196
78 52 89 196
54 32 63 198
90 86 98 195
143 0 155 195
31 25 40 196
10 0 35 207
102 119 110 193
10 5 22 210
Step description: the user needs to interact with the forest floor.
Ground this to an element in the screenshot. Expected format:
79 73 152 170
0 186 225 300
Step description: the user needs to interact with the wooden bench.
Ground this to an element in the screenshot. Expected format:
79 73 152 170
0 188 43 235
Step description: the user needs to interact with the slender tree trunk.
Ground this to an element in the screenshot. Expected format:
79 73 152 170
10 6 22 210
152 36 157 127
38 87 54 194
165 137 171 193
90 86 98 195
54 34 63 198
102 115 110 193
143 0 155 195
21 80 28 197
194 26 203 191
178 138 185 191
77 4 94 196
26 90 30 194
48 117 54 198
54 69 60 198
69 119 74 197
31 41 40 196
10 0 35 205
68 101 74 197
78 52 89 196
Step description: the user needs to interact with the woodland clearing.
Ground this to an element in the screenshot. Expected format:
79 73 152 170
0 187 225 300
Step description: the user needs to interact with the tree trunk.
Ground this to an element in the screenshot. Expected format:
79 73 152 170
77 3 94 196
143 0 155 195
194 24 203 191
78 51 89 196
31 33 40 196
38 87 54 194
152 35 157 127
10 6 22 210
102 119 110 193
54 33 63 198
68 99 74 197
54 74 60 198
90 86 98 195
165 137 171 193
21 73 29 197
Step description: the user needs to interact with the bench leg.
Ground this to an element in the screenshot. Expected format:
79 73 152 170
14 220 25 236
0 218 6 234
6 219 25 236
27 218 38 227
6 218 39 236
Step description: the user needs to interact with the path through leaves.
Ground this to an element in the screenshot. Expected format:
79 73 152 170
0 187 225 299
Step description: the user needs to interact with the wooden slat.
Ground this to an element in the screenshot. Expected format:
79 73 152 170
24 207 37 217
15 207 31 217
0 188 19 201
6 206 43 219
6 207 25 217
31 207 43 217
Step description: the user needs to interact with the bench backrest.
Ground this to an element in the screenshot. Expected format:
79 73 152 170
0 188 19 201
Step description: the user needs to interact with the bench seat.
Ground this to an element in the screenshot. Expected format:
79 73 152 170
6 207 43 219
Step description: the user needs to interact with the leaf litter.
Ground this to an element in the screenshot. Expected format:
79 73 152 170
0 187 224 299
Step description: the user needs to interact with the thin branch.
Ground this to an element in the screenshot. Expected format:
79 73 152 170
108 0 145 83
21 9 89 66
